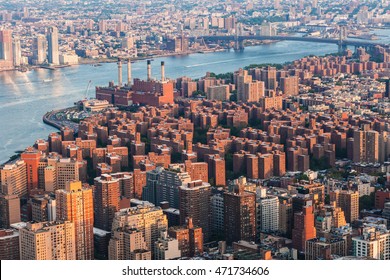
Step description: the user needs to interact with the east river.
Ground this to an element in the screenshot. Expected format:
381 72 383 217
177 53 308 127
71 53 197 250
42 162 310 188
0 29 389 163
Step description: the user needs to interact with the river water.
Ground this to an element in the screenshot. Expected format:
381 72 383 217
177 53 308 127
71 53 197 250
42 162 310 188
0 30 388 163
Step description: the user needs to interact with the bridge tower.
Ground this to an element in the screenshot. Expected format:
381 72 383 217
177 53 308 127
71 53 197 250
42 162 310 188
239 40 245 50
234 23 239 50
338 25 348 54
234 23 244 51
234 36 240 51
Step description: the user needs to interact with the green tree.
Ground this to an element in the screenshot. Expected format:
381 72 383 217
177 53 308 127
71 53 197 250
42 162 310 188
171 152 182 163
192 90 206 98
359 192 375 211
193 127 209 144
229 90 237 102
310 157 330 171
296 174 309 182
325 194 330 205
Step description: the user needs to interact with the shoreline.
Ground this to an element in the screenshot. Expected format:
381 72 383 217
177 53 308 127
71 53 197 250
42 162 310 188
0 37 362 163
42 110 64 130
1 41 279 72
42 106 79 131
2 107 78 165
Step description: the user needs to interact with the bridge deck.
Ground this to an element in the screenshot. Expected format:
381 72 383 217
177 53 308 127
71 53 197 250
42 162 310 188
198 35 388 48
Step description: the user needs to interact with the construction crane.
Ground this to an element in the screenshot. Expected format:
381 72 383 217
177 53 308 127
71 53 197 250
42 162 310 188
84 80 92 100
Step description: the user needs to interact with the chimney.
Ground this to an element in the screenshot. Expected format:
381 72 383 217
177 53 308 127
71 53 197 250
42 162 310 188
136 132 141 143
147 60 152 81
117 59 122 87
127 58 131 86
186 217 194 229
161 61 165 82
186 140 192 153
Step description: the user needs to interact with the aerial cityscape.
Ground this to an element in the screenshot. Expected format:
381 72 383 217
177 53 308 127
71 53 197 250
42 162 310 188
1 0 390 261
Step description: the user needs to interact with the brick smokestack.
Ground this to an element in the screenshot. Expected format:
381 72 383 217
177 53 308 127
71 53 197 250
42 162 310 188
161 61 165 82
186 140 193 153
147 60 152 81
127 58 131 86
136 132 141 143
117 59 122 87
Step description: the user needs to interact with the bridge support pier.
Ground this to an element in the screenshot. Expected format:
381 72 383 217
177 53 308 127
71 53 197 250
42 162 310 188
234 40 239 51
239 40 245 50
338 43 347 54
234 40 245 51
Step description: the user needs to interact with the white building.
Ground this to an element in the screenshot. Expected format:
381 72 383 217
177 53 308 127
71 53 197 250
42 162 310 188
154 231 181 260
352 224 390 260
256 188 279 234
12 37 21 66
59 53 79 65
83 99 113 112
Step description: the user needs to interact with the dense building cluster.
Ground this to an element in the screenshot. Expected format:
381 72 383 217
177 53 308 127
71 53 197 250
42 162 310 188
1 0 390 70
2 41 390 260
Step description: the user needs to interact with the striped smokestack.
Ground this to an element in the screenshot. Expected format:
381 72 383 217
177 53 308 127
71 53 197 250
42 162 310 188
147 60 152 81
117 59 122 87
161 61 165 82
127 58 131 86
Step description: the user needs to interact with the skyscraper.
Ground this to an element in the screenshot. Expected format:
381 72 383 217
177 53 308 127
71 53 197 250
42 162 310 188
0 29 13 62
99 20 107 33
111 204 168 257
47 26 59 65
385 79 390 98
19 221 76 260
168 217 203 258
56 158 81 190
210 188 224 240
33 35 47 64
30 194 56 222
21 147 41 196
237 70 252 102
292 202 316 253
0 229 20 260
94 174 120 231
12 37 21 66
353 130 379 163
142 167 163 205
157 165 191 209
56 181 94 260
206 155 226 186
280 76 299 96
0 193 20 228
256 188 279 235
224 178 256 244
108 226 151 260
244 80 265 102
0 160 27 197
261 66 278 91
279 198 293 238
330 190 359 224
179 180 211 241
